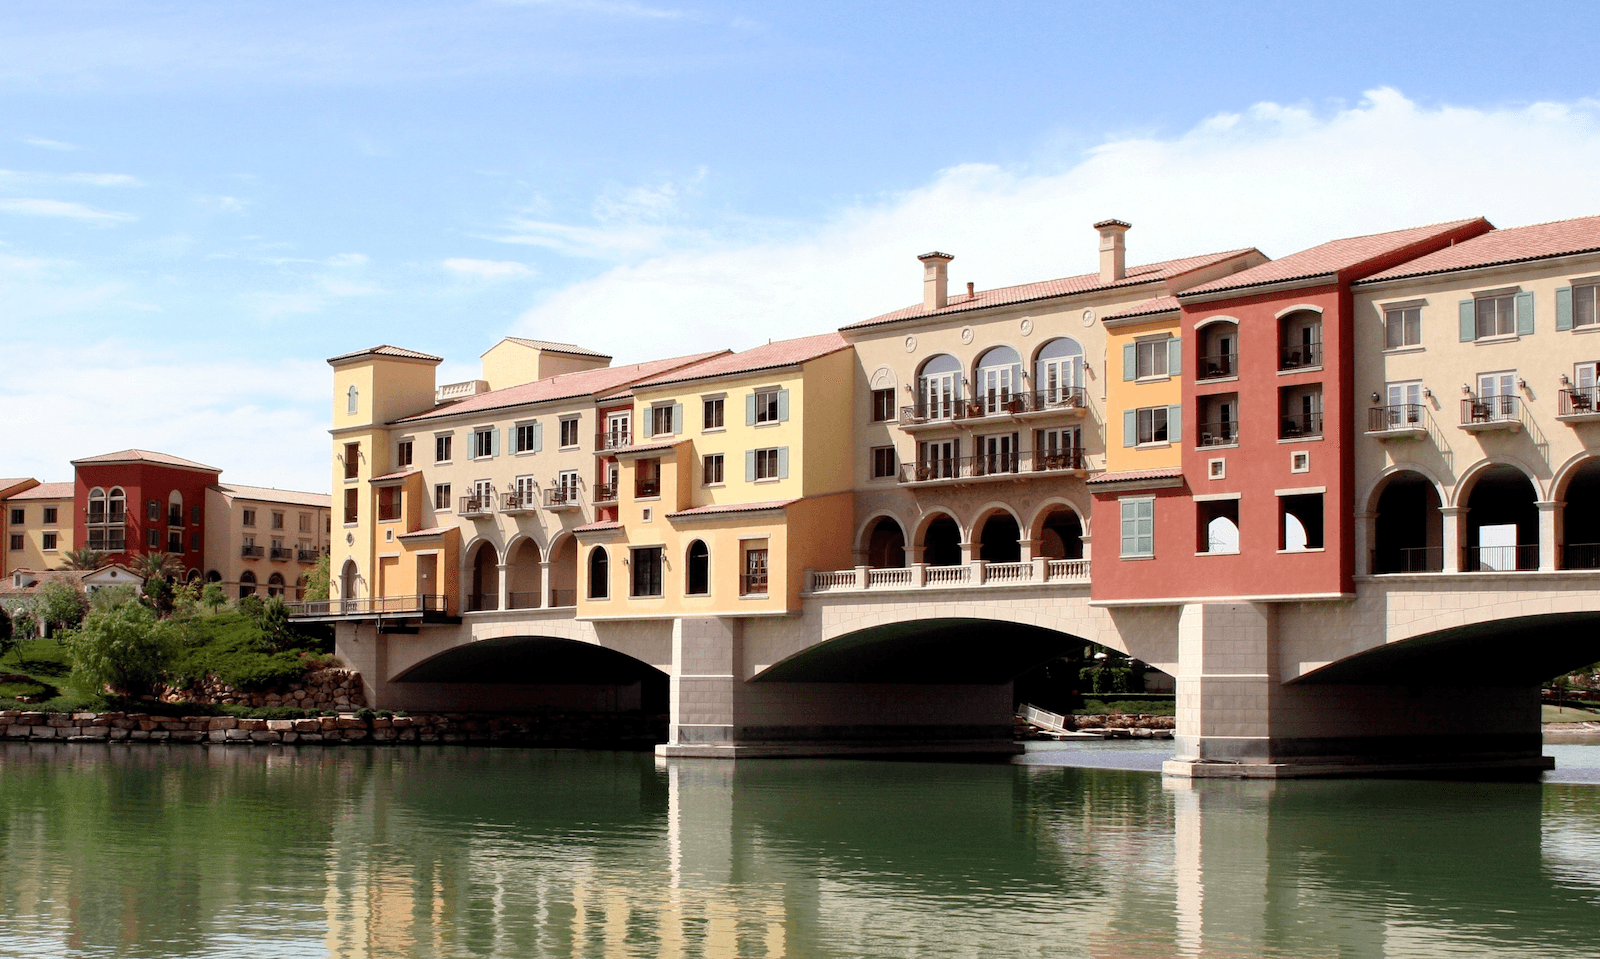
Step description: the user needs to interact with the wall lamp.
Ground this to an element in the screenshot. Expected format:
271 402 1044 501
1461 383 1472 395
1561 374 1572 386
1370 392 1381 403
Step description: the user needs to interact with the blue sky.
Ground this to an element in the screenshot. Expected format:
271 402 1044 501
5 0 1600 492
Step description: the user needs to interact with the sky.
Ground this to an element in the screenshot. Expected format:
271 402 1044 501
5 0 1600 493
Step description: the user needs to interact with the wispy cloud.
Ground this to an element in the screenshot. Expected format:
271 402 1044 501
0 169 141 187
21 135 76 151
0 198 133 222
487 169 706 259
494 0 685 20
443 257 536 279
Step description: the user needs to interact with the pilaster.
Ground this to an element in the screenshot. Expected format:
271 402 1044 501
1439 506 1468 573
1537 500 1561 571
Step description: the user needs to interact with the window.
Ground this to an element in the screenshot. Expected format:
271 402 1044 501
630 546 664 598
686 540 710 595
169 531 183 553
147 500 160 522
299 513 311 533
1208 458 1226 480
397 440 414 467
239 570 256 598
42 532 57 551
1474 291 1518 339
1196 499 1239 555
271 511 284 530
605 412 630 448
7 508 21 525
871 388 896 422
242 509 256 527
471 428 496 459
752 388 782 425
192 504 201 524
435 434 453 463
651 404 676 436
1385 306 1422 349
1281 494 1325 551
346 385 359 415
1291 451 1310 473
588 547 609 599
434 483 452 510
169 499 184 527
1120 498 1154 558
753 447 780 481
702 397 725 431
343 489 358 525
703 453 725 486
191 533 200 552
741 545 769 596
344 442 360 480
561 417 580 448
147 528 159 548
633 460 659 498
43 507 57 525
109 488 125 523
872 446 897 479
1383 381 1424 429
377 486 400 521
7 534 21 551
1574 282 1600 328
1135 338 1173 379
1135 407 1170 445
516 422 543 453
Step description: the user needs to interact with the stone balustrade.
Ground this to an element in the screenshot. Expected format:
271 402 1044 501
805 558 1089 594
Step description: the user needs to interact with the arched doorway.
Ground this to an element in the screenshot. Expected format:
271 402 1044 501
686 540 710 595
865 517 906 569
1033 337 1084 406
338 559 358 607
467 542 499 611
266 572 285 598
1372 471 1443 572
974 346 1022 414
977 511 1021 563
1035 507 1084 560
239 570 257 599
587 546 610 600
548 536 578 607
1465 465 1538 571
1562 459 1600 569
916 354 963 421
922 515 962 567
507 539 542 609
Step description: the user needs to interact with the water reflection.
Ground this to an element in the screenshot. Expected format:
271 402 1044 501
0 743 1598 957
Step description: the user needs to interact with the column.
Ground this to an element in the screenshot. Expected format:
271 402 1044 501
1018 537 1040 562
1165 602 1275 775
495 563 509 611
538 561 550 608
658 616 741 757
1439 506 1467 573
958 539 976 563
1537 500 1561 571
1079 532 1092 563
1352 510 1377 575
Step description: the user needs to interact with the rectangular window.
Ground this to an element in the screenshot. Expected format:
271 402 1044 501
1475 292 1518 338
271 511 284 530
872 446 897 479
754 447 780 480
377 486 400 521
43 506 57 525
397 440 414 468
560 417 580 448
168 531 183 553
703 397 725 430
435 434 453 463
1281 493 1325 551
191 504 201 523
472 428 495 459
1137 407 1169 445
516 422 539 453
299 513 311 533
434 483 452 510
344 442 360 480
1576 283 1600 328
1385 306 1422 349
242 509 256 527
147 500 160 522
1135 339 1168 378
742 545 769 596
1120 498 1154 558
8 508 21 525
1383 380 1424 428
147 528 159 548
651 405 675 436
343 488 358 525
630 546 664 598
41 532 57 551
753 389 780 424
871 388 896 422
634 460 660 498
190 532 200 552
703 453 725 486
7 534 21 551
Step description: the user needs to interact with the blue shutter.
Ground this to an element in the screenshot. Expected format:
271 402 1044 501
641 408 653 439
1459 300 1475 342
1516 291 1535 336
1166 338 1181 377
1557 286 1574 331
533 422 543 452
506 427 515 454
672 402 683 435
746 393 756 425
777 447 789 479
1122 343 1136 381
1123 409 1136 447
744 451 756 482
489 429 499 457
1167 405 1182 444
777 389 790 422
1120 500 1137 556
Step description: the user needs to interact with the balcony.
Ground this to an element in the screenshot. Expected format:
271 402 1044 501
542 488 580 511
458 495 494 518
1196 420 1238 448
1371 547 1443 574
635 478 661 499
807 558 1089 594
1280 342 1322 370
1280 412 1323 439
241 544 264 559
269 546 293 562
1366 404 1428 440
500 490 539 514
285 594 452 621
595 431 632 452
898 448 1087 486
296 548 319 563
168 510 183 527
898 388 1087 430
1464 543 1538 572
592 483 619 505
1558 388 1600 422
377 502 401 522
1196 352 1238 381
1460 396 1522 433
507 591 542 610
1564 543 1600 570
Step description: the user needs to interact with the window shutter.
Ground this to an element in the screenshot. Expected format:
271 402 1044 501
534 422 543 452
642 410 654 439
1459 300 1475 342
1166 338 1181 377
1123 409 1137 447
746 393 757 426
490 429 499 457
777 447 789 479
778 389 790 422
1122 343 1136 381
1516 291 1535 336
1167 404 1182 443
506 427 515 453
1120 501 1137 556
1557 286 1574 331
745 450 756 482
672 402 683 435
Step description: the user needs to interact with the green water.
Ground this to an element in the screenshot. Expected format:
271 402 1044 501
2 742 1599 958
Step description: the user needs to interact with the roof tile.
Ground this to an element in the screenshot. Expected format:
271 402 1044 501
1360 214 1600 284
8 482 74 500
632 333 849 389
70 449 221 472
327 344 444 365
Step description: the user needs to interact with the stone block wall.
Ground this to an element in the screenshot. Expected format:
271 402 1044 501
161 667 368 710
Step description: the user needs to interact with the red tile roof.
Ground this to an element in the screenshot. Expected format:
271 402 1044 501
70 449 221 472
9 482 73 500
492 337 611 359
1359 214 1600 284
1103 295 1181 321
0 478 34 494
1182 219 1491 297
666 499 797 519
393 350 728 424
573 520 623 533
1086 467 1184 486
841 249 1258 331
365 468 419 483
327 344 444 365
398 526 453 539
212 483 331 507
631 333 850 389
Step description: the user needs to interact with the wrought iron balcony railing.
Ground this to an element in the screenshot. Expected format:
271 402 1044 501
1461 395 1520 427
1368 404 1426 433
899 447 1086 484
1196 352 1237 380
898 387 1087 425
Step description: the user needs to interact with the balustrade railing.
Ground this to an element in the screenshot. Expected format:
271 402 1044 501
899 447 1086 484
1461 395 1520 426
1196 352 1237 380
898 387 1087 425
810 570 857 590
1368 404 1426 433
1046 559 1089 581
595 431 632 451
924 565 971 586
1560 387 1600 417
985 562 1032 583
867 567 914 587
500 490 539 512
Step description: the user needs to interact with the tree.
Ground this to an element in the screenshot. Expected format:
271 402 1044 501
142 576 175 618
89 584 140 612
64 602 178 699
131 551 183 582
201 582 227 612
304 553 330 602
257 597 296 652
0 604 15 661
236 593 265 619
34 581 89 636
60 547 110 571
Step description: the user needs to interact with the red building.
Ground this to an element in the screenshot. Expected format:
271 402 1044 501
1090 219 1493 604
71 449 221 577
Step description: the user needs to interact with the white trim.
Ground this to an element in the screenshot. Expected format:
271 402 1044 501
1193 492 1241 502
1090 591 1354 607
1273 303 1324 318
1274 486 1326 496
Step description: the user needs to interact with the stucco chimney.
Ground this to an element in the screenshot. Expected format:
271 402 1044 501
918 252 953 310
1095 219 1131 283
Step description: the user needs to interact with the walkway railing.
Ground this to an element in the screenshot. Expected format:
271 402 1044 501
285 594 447 618
1371 547 1444 574
899 448 1086 484
1464 544 1539 572
806 558 1089 593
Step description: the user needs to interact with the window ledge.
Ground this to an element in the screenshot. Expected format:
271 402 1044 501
1195 550 1239 557
628 594 666 601
1134 375 1172 384
754 421 783 428
434 461 453 467
739 592 770 600
1278 435 1324 444
703 427 727 434
1383 345 1426 355
1570 324 1600 334
703 482 726 489
1277 547 1327 554
1195 375 1239 385
753 478 781 484
1195 442 1239 451
1119 554 1156 561
1277 365 1324 375
1473 333 1520 345
1135 441 1172 450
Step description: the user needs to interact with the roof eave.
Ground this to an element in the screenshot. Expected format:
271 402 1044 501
1353 246 1600 289
1179 273 1338 305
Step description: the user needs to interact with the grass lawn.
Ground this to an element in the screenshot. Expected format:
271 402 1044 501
1543 703 1600 723
0 637 98 708
1074 698 1176 716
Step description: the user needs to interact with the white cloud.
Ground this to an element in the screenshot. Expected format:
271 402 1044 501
510 89 1600 363
493 0 685 19
21 135 76 151
486 170 706 259
324 252 369 267
0 197 133 222
0 169 141 187
443 257 536 279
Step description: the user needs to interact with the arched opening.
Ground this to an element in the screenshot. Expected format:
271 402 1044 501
1035 507 1085 560
922 515 962 567
108 487 126 524
587 546 610 600
1278 309 1322 369
1372 471 1444 572
1197 320 1239 379
686 540 710 595
267 572 285 598
347 384 359 415
338 559 358 602
186 569 200 584
548 536 578 607
467 542 499 611
1465 465 1538 571
915 353 963 421
1563 459 1600 569
865 517 906 569
167 489 183 529
294 573 307 600
974 346 1022 415
239 569 257 599
1033 337 1084 407
507 539 543 609
393 635 669 717
207 569 221 583
977 511 1021 564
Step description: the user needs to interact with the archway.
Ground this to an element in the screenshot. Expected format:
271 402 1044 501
753 618 1087 684
915 354 963 420
1033 337 1084 406
587 546 609 600
686 540 710 595
392 635 669 716
548 536 578 607
977 510 1021 563
338 559 358 602
1465 465 1538 571
467 542 499 611
239 570 257 599
864 517 906 569
922 515 962 567
1373 470 1444 572
266 572 285 598
507 539 542 609
974 345 1022 414
1562 459 1600 569
1034 507 1084 560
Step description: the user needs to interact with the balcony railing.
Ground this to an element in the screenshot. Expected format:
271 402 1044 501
595 431 632 451
1280 412 1323 438
1196 352 1237 380
1565 543 1600 570
1280 342 1322 369
1461 395 1520 428
1371 547 1444 574
1196 420 1238 447
466 593 498 612
500 490 539 513
297 548 319 562
635 479 661 498
542 488 580 510
1368 404 1426 434
899 448 1086 484
549 588 577 608
898 387 1087 425
808 558 1089 593
241 544 264 558
269 546 293 561
1559 388 1600 418
286 594 447 618
507 591 542 610
169 510 184 527
458 495 494 517
1464 544 1538 572
593 483 619 504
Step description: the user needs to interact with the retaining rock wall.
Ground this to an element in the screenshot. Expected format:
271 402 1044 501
160 667 367 711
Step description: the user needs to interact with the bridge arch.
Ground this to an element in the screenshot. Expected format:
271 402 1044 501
1366 466 1446 574
388 633 669 714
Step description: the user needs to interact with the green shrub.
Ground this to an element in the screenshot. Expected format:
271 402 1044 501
62 603 180 699
201 582 227 612
168 612 310 692
89 584 140 612
236 594 264 619
36 581 89 634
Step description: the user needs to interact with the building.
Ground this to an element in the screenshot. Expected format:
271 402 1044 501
206 483 333 599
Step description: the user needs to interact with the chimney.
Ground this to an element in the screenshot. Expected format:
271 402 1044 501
1095 219 1131 283
918 252 953 310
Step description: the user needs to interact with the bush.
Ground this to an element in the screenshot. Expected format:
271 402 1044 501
304 553 330 602
201 582 227 612
36 581 89 635
236 594 264 619
168 612 311 692
143 576 175 618
63 603 180 699
90 584 140 612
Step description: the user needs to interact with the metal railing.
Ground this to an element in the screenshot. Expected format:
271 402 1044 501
169 509 184 527
542 487 579 509
458 495 494 516
596 431 632 451
1464 544 1538 572
635 478 661 498
1280 412 1323 438
1461 395 1520 426
1196 420 1238 447
1280 342 1322 369
592 483 619 503
1196 352 1237 380
1560 388 1600 417
898 387 1087 425
899 447 1087 484
241 544 264 558
285 594 447 617
549 588 577 608
1371 547 1444 574
88 532 127 552
269 546 294 561
507 591 541 610
297 548 319 562
377 502 401 521
1368 404 1426 433
466 593 498 612
500 490 539 512
1564 543 1600 570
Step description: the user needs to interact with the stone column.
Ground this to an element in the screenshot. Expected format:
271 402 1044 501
1079 533 1092 563
1537 500 1562 571
658 616 741 757
495 563 509 611
912 563 927 587
958 539 976 563
1165 602 1276 776
1439 506 1468 573
854 565 869 589
538 561 551 608
1018 537 1040 562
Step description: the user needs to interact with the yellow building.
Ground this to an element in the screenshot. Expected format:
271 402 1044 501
1100 296 1187 473
204 483 332 599
2 482 73 573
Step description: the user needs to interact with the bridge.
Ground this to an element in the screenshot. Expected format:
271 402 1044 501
312 559 1600 778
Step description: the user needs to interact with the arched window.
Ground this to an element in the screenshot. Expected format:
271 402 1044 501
916 354 963 420
168 489 184 528
108 487 126 524
974 346 1022 414
88 488 106 524
686 540 710 595
1034 338 1084 406
588 547 609 600
347 385 359 415
267 572 285 598
239 570 257 598
207 569 222 583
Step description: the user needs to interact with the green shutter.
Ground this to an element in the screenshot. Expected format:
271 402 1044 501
777 447 789 479
489 429 499 457
1122 343 1136 381
744 451 756 482
1167 337 1181 377
1123 409 1137 447
641 409 653 439
1167 405 1182 444
777 389 790 422
1120 500 1137 556
746 393 757 425
1459 300 1476 342
533 422 543 452
1557 286 1574 331
1516 291 1535 336
672 402 683 435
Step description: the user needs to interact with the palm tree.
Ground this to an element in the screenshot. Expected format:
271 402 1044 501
60 547 110 570
130 551 183 582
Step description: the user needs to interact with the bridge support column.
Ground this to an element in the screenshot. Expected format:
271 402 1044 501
1439 506 1467 573
1165 602 1276 776
662 617 741 754
1353 510 1376 576
1538 500 1561 571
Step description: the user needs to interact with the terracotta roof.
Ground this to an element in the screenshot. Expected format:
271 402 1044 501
607 440 681 456
212 483 331 508
0 478 34 495
398 526 453 539
491 337 611 359
392 349 728 424
70 449 221 473
666 499 797 519
1359 214 1600 284
366 468 419 483
1103 295 1181 321
1086 467 1184 485
1182 219 1491 297
573 520 623 533
327 344 443 365
8 482 73 501
632 333 850 389
841 249 1258 331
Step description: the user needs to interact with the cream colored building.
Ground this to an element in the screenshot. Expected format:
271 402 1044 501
1 479 70 575
204 483 332 598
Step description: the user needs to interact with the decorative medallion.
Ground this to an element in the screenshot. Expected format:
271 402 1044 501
1081 308 1096 328
1020 317 1034 336
904 335 917 353
960 326 974 345
346 532 355 546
